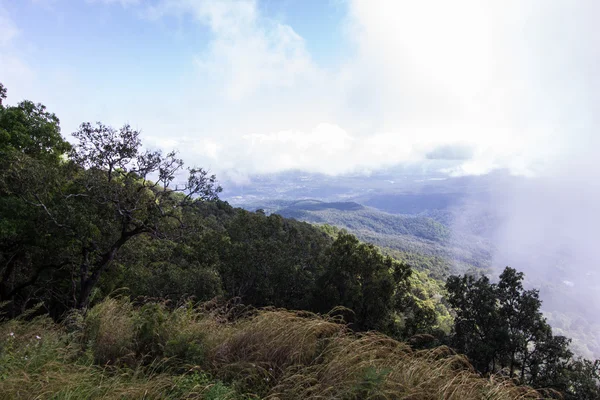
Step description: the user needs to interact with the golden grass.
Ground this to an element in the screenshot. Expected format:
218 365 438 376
83 297 136 365
0 298 551 399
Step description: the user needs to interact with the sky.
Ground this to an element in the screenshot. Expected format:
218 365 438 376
1 0 599 182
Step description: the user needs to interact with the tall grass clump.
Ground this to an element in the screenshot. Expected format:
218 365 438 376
0 298 249 399
83 297 136 365
81 297 211 368
207 309 346 394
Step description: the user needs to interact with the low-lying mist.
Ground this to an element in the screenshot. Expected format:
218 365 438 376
454 161 600 358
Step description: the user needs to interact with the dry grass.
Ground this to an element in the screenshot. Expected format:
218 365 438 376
0 298 551 399
83 297 136 365
206 312 544 399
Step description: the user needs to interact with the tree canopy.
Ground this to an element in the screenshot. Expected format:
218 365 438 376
446 267 599 398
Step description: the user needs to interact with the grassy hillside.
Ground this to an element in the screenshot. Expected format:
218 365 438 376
0 298 546 400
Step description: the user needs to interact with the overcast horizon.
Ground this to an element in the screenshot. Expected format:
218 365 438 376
1 0 598 182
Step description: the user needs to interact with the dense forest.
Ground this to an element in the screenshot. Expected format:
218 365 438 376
245 199 492 273
1 83 599 399
243 198 600 360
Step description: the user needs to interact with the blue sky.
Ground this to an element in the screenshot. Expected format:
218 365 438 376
1 0 598 181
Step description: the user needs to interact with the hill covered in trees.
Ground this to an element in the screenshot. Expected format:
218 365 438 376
236 196 600 361
1 83 599 399
243 199 492 274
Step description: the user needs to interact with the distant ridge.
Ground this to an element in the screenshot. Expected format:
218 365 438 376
283 199 365 212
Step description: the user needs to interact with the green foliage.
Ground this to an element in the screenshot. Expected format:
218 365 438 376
134 302 171 359
315 232 411 332
164 332 207 367
0 90 73 317
384 248 451 280
0 88 222 312
0 91 70 162
352 366 391 398
278 200 451 242
564 358 600 400
82 297 212 370
258 198 492 272
0 82 6 105
172 372 245 400
0 310 245 399
397 270 452 339
445 267 600 397
216 210 331 310
83 297 136 365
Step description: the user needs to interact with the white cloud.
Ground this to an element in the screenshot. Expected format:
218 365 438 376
4 0 599 180
145 0 318 101
132 0 590 178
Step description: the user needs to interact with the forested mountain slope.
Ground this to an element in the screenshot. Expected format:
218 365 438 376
1 83 599 399
249 199 492 273
240 197 600 360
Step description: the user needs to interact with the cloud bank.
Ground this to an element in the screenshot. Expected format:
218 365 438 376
139 0 594 179
2 0 598 181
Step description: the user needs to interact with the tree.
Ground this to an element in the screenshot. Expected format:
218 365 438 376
66 122 221 308
445 267 577 393
315 233 412 332
564 358 600 400
0 82 6 106
1 103 222 311
216 210 330 310
496 267 554 380
0 85 73 315
445 273 506 373
0 98 70 161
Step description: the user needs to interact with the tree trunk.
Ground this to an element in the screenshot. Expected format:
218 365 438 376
510 349 516 378
77 279 94 309
75 228 143 309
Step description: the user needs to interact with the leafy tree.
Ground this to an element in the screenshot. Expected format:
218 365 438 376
564 358 600 400
65 122 221 308
315 233 412 331
99 233 224 303
446 267 581 394
217 210 330 310
445 273 506 373
0 99 70 162
0 82 6 106
496 267 557 380
395 270 450 340
0 90 222 312
0 85 73 315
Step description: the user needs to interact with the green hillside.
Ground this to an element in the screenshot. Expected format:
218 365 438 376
278 200 451 242
1 83 599 399
264 199 492 273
